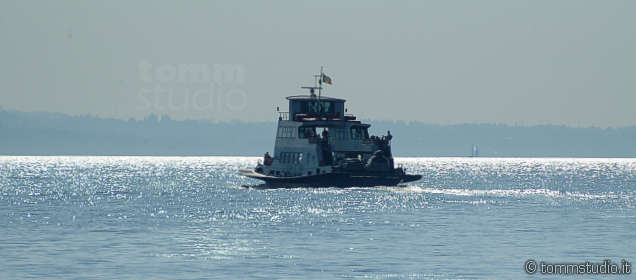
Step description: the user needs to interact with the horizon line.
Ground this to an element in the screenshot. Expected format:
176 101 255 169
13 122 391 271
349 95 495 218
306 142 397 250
1 107 635 129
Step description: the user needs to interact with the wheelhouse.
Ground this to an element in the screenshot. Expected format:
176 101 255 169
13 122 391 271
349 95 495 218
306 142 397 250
286 95 347 121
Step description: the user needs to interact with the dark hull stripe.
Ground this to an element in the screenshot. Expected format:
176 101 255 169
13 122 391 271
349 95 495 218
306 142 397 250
243 171 422 188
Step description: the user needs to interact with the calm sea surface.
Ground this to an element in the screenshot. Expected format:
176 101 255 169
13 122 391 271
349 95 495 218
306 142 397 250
1 156 634 279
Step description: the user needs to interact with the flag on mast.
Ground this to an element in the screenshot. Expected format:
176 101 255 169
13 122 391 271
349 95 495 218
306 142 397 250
321 73 333 85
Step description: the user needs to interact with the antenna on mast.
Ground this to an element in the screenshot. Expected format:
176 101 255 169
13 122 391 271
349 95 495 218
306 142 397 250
318 66 324 115
313 67 323 100
319 66 323 100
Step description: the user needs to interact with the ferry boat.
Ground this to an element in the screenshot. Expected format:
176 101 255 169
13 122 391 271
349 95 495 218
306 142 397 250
239 69 422 187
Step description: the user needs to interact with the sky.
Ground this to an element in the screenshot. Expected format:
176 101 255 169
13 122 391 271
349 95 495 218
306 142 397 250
1 0 635 127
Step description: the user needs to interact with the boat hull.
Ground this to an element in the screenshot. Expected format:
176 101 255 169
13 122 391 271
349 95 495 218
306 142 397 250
239 169 421 188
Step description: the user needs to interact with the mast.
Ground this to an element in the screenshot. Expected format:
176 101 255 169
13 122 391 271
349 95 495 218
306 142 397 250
307 67 327 117
312 72 321 98
318 66 323 116
307 68 323 99
319 66 323 102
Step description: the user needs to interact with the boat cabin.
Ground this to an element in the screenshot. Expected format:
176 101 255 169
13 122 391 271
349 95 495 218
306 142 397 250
285 95 351 121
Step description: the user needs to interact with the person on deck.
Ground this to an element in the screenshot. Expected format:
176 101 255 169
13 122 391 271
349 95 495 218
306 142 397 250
264 152 272 166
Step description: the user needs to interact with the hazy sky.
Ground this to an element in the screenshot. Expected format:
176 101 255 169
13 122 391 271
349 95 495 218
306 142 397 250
1 1 635 127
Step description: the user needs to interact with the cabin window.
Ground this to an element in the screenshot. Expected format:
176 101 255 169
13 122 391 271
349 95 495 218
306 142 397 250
350 127 359 140
298 127 316 138
329 128 345 141
319 101 332 113
277 127 295 138
301 101 334 114
279 152 302 164
350 126 369 140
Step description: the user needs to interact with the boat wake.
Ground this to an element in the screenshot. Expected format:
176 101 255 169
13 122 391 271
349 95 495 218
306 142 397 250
235 184 635 204
372 185 636 202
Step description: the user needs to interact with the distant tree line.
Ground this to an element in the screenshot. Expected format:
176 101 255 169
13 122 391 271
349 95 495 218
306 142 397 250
1 109 635 157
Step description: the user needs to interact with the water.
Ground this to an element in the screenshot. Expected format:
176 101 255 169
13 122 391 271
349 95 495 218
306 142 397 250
1 156 634 279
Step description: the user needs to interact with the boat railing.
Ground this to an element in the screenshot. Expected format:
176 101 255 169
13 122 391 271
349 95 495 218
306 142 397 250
344 114 356 121
285 112 357 122
278 112 289 120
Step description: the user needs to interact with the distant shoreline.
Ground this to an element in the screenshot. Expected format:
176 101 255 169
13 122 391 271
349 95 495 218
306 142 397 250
1 109 635 158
